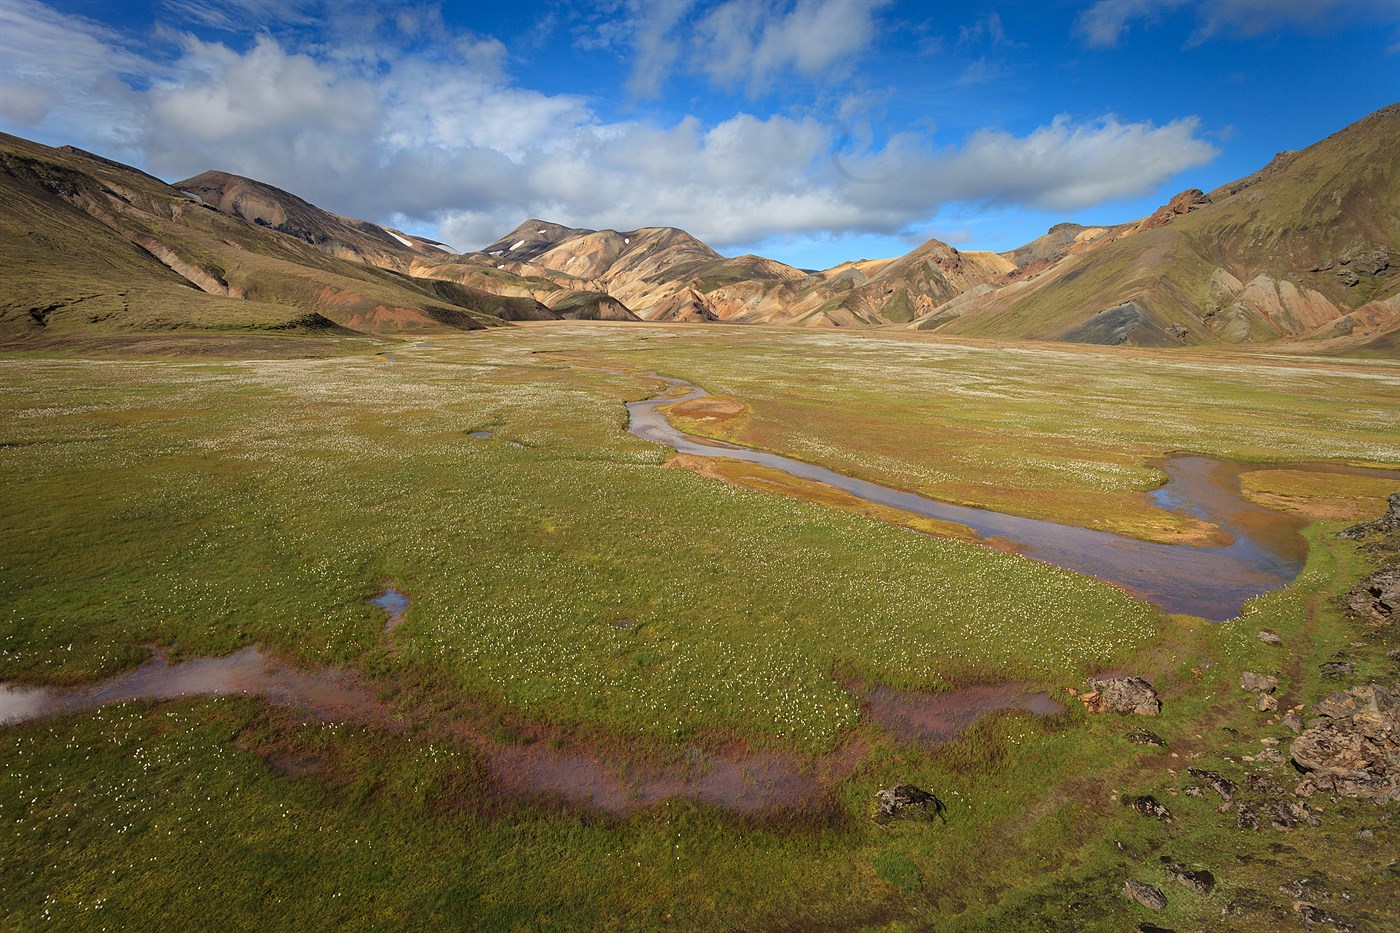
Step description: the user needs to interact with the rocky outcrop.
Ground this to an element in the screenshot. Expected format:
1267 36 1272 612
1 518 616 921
1082 676 1160 715
1339 493 1400 539
875 784 945 822
1290 685 1399 802
1346 565 1400 625
1135 188 1212 232
1241 672 1279 693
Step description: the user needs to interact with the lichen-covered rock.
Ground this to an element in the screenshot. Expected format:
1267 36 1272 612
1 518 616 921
1123 879 1168 910
1241 671 1278 693
1289 684 1399 802
1124 794 1172 822
875 784 944 821
1283 709 1305 733
1256 694 1279 713
1084 676 1160 715
1172 868 1215 896
1188 767 1237 801
1258 629 1284 645
1320 661 1355 679
1346 564 1399 625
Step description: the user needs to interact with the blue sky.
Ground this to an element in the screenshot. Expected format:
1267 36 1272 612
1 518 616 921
1 1 1397 269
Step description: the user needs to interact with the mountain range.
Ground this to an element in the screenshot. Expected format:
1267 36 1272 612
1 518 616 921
2 103 1396 353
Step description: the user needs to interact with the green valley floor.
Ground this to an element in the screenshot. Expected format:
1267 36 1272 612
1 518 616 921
2 323 1397 931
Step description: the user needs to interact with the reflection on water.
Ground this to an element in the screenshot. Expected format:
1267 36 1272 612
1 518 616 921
0 647 381 727
625 373 1397 621
368 585 410 631
864 683 1065 743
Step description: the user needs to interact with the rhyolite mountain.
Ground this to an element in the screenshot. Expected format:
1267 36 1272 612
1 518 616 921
2 103 1396 351
909 103 1400 352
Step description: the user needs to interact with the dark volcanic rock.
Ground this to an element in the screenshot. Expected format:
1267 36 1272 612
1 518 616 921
1123 879 1168 910
1083 676 1161 715
1339 493 1400 539
1237 804 1261 830
1126 730 1167 747
1320 661 1355 679
1241 671 1279 693
1189 767 1237 800
1160 857 1215 896
875 784 944 822
1175 869 1215 896
1124 794 1173 822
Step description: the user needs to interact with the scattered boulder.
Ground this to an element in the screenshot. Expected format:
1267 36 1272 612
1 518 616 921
1294 900 1355 930
1173 868 1216 896
1237 804 1261 830
1320 661 1355 679
1123 879 1168 911
1083 676 1160 715
875 784 945 822
1124 794 1173 822
1188 767 1237 801
1289 684 1399 802
1258 629 1284 646
1126 731 1167 747
1339 492 1400 539
1256 694 1279 713
1241 671 1278 693
1283 709 1305 733
1346 564 1399 625
1336 270 1360 287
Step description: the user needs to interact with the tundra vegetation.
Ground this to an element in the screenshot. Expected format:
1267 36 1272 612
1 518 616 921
2 324 1398 931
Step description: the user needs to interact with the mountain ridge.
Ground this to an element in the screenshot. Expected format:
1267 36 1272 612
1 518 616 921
2 103 1397 352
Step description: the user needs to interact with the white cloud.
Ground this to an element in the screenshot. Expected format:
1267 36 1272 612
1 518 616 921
695 0 892 94
1076 0 1398 49
1 1 1220 254
1075 0 1187 49
583 0 892 100
1188 0 1342 44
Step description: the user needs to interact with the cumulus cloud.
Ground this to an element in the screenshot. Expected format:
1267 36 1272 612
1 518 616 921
1 0 1220 253
694 0 891 93
584 0 892 100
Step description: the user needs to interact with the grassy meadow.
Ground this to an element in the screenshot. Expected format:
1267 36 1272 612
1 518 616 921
2 323 1398 930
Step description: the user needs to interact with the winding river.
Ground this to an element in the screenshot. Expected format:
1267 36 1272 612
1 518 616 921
625 370 1398 621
